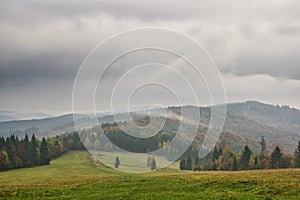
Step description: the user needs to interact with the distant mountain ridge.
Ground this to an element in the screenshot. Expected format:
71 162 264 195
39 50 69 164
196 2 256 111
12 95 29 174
0 109 53 122
0 101 299 154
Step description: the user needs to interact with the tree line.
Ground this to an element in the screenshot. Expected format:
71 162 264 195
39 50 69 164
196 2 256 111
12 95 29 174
79 123 174 154
0 132 85 171
180 136 300 171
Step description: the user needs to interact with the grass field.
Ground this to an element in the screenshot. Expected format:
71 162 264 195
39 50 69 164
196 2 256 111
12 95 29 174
90 150 179 172
0 151 299 199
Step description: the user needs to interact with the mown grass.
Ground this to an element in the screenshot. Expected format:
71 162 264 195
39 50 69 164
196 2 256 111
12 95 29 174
90 150 179 172
0 151 299 199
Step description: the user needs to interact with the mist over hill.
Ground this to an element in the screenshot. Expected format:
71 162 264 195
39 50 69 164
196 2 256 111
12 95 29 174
0 101 299 154
0 109 53 122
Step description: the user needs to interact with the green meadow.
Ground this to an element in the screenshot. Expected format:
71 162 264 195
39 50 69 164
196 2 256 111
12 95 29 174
0 151 299 199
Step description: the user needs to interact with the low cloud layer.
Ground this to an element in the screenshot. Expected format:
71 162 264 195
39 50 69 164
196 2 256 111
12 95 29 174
0 0 300 113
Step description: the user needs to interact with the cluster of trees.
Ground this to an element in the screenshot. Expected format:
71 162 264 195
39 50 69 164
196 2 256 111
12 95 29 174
0 132 85 171
0 134 50 171
103 129 172 153
79 124 174 153
180 137 300 171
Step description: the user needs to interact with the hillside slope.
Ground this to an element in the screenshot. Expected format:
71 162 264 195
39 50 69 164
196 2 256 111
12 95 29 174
0 101 299 153
0 151 299 199
227 101 300 133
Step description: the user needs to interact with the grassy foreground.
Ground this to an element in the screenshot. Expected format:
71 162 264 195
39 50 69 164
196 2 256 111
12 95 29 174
0 151 299 199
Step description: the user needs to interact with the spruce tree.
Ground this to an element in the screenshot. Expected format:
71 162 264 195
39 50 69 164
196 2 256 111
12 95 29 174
114 156 120 168
240 145 252 170
232 156 238 171
151 157 157 170
271 146 282 169
260 136 267 153
23 134 32 167
31 134 41 166
146 155 152 168
212 146 218 162
40 138 50 165
5 137 15 167
194 157 201 171
295 141 300 168
179 159 186 170
186 156 193 170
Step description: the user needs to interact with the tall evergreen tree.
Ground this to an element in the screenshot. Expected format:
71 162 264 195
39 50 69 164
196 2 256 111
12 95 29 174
5 137 15 167
212 146 218 161
146 155 152 168
186 156 193 170
271 146 282 168
260 136 267 153
179 159 186 170
194 157 201 171
295 141 300 168
0 137 5 149
114 156 120 168
31 134 41 166
240 145 252 170
40 138 50 165
23 134 32 167
151 157 157 170
232 156 238 171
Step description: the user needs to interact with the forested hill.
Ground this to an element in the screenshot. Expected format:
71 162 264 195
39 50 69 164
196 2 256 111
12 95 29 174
226 101 300 133
0 101 299 154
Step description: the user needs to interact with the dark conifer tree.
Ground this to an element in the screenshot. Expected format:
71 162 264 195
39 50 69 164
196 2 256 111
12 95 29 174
31 134 41 166
151 157 157 170
114 156 120 168
146 155 152 168
260 136 267 153
232 156 238 171
23 134 32 167
240 145 252 170
194 157 201 171
186 156 193 170
295 141 300 168
271 146 282 168
179 159 186 170
0 137 5 149
212 146 218 162
40 138 50 165
5 137 15 167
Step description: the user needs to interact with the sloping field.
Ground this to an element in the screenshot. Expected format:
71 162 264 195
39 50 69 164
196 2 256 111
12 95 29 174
0 151 299 199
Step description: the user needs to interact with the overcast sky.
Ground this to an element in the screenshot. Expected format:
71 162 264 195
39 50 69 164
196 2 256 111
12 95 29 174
0 0 300 114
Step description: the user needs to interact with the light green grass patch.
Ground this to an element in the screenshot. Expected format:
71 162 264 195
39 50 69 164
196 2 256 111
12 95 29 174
0 151 299 200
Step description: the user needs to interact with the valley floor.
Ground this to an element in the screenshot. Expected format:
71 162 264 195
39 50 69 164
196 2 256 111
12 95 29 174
0 151 299 199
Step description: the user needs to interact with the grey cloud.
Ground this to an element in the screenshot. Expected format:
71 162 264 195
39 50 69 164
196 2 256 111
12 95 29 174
2 0 300 23
0 51 83 88
1 0 300 112
222 53 300 80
